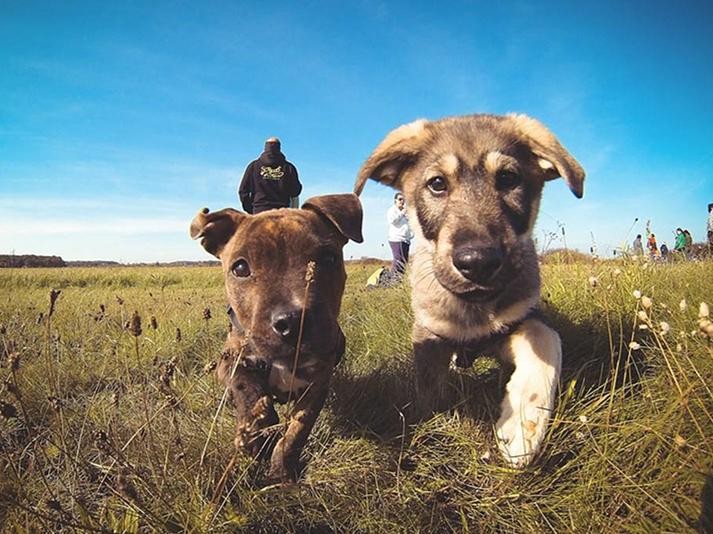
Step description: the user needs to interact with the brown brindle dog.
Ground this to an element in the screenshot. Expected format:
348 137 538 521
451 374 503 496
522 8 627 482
355 114 585 467
190 194 363 482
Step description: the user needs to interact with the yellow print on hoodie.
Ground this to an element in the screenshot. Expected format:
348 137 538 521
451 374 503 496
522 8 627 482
260 165 285 180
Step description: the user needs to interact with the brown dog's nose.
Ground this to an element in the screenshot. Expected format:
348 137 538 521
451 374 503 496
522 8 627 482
452 245 504 284
271 310 303 341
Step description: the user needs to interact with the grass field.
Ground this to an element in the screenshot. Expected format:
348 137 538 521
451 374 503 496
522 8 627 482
0 260 711 532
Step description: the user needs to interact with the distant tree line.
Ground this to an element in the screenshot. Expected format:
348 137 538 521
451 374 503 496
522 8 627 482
0 254 66 268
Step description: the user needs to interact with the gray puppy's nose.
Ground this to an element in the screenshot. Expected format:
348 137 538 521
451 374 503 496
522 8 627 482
452 245 504 284
271 310 303 340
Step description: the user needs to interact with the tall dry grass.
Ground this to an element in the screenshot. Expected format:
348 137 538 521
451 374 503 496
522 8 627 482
0 261 711 532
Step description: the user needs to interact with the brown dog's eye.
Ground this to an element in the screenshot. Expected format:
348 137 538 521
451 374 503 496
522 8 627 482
231 259 251 278
427 176 447 194
496 169 522 190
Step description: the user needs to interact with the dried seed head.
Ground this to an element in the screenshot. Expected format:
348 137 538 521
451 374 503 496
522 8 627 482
203 360 217 375
47 396 63 413
699 319 713 339
588 276 598 288
641 296 653 309
150 316 158 330
99 304 106 313
612 268 622 276
94 430 110 452
128 311 142 337
48 289 61 317
36 312 44 325
628 341 641 351
633 290 642 299
0 400 18 419
116 296 124 306
637 310 649 322
46 498 63 513
4 378 21 399
659 322 671 335
116 471 138 502
175 328 182 342
203 307 212 321
699 302 710 319
305 260 316 283
679 299 687 312
160 360 176 387
674 434 687 448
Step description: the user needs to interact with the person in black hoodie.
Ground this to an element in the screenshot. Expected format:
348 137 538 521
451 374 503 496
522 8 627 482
238 137 302 214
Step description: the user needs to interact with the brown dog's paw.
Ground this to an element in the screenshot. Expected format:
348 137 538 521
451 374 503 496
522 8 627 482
251 395 277 422
235 396 279 458
265 461 298 485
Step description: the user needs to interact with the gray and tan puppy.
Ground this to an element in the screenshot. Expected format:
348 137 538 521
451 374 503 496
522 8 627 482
354 114 585 467
190 194 363 481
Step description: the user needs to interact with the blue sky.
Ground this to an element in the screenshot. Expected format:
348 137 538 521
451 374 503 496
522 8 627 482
1 0 712 262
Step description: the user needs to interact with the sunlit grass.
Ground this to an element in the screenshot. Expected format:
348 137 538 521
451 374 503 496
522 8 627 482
1 261 711 532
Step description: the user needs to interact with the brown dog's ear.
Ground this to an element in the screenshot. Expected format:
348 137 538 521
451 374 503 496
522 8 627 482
189 207 245 258
302 194 364 243
354 119 430 195
507 114 586 198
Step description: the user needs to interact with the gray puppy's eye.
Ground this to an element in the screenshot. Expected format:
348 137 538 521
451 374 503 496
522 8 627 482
231 258 251 278
496 169 523 190
427 176 447 194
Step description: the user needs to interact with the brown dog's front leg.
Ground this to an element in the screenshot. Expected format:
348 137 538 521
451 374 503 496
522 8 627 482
413 322 455 417
218 357 279 458
267 376 331 483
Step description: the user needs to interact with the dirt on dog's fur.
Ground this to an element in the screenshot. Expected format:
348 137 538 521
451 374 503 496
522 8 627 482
355 113 585 466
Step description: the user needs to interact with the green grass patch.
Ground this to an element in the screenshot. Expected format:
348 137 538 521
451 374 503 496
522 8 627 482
0 261 711 532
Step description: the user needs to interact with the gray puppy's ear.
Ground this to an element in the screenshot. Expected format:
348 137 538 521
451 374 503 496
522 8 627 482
302 193 364 243
354 119 430 196
507 114 586 198
189 208 246 258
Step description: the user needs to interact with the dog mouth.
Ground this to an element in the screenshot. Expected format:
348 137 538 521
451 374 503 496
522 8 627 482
456 285 501 302
244 332 340 362
432 259 509 303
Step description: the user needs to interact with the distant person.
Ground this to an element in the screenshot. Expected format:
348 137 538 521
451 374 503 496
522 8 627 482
660 243 669 260
632 234 644 257
708 203 713 235
707 230 713 255
683 229 693 258
387 192 414 277
674 228 686 255
647 233 658 258
238 137 302 214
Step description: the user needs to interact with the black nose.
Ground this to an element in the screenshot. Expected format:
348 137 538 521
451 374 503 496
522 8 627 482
271 310 303 340
452 245 504 283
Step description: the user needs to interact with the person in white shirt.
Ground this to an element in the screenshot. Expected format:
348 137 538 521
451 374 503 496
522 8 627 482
387 192 414 276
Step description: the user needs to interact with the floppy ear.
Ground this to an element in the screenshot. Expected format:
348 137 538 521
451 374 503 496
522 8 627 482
189 207 245 258
302 193 364 243
507 114 586 198
354 119 430 196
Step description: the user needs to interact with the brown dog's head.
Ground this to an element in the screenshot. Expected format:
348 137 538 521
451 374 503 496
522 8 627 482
355 114 585 305
190 194 363 361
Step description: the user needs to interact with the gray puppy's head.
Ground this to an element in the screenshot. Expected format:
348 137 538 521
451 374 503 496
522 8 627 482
355 114 585 305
